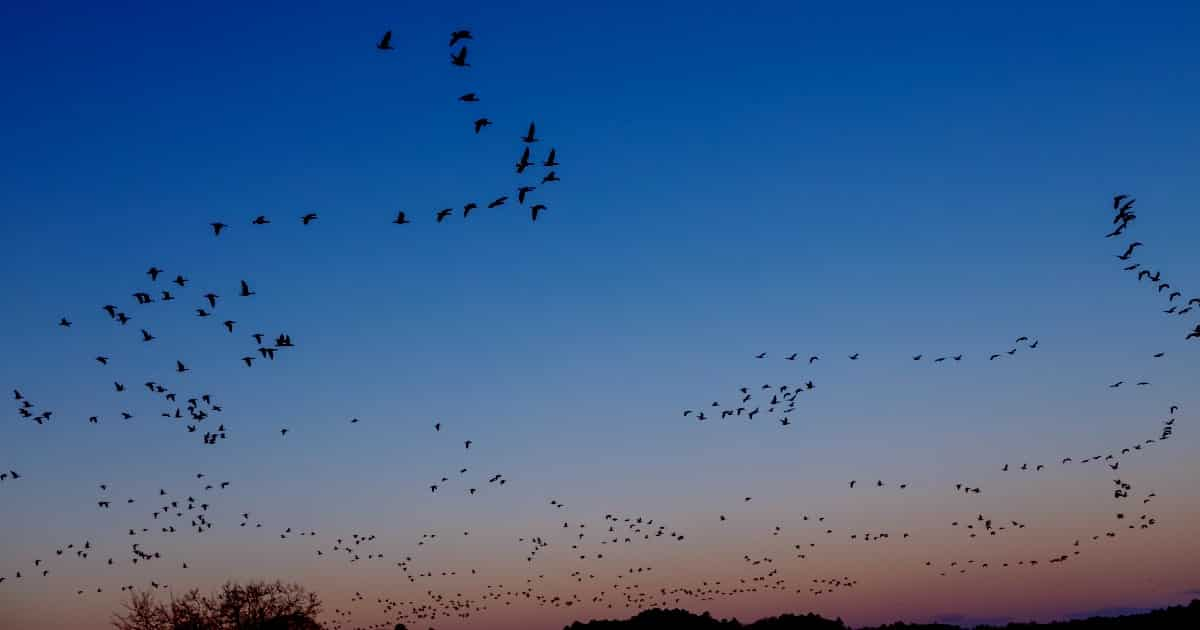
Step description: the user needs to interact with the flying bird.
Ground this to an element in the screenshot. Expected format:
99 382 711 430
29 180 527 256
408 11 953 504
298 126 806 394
436 208 453 223
459 92 480 102
516 147 533 173
301 213 318 225
473 118 492 134
449 30 472 47
450 46 469 67
376 31 395 50
530 204 546 222
543 148 560 167
211 222 227 236
393 210 411 225
521 122 539 143
1116 242 1143 260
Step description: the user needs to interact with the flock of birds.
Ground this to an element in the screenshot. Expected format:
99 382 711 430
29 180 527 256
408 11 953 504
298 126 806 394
1106 195 1200 339
1 21 1196 630
679 338 1043 427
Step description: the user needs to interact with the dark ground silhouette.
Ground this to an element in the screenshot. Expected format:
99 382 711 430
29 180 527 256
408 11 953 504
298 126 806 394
562 600 1200 630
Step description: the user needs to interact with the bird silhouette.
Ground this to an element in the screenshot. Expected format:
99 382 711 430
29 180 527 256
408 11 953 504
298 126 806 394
1116 242 1143 260
459 92 480 102
251 215 270 225
517 186 536 204
450 47 469 67
393 210 411 225
449 30 472 47
301 213 318 225
541 171 560 183
530 204 546 222
377 31 395 50
522 122 539 143
516 147 533 173
543 148 560 167
210 222 227 236
436 209 454 223
473 118 492 133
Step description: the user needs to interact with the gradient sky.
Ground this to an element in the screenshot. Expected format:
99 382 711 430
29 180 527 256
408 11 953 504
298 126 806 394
2 1 1200 628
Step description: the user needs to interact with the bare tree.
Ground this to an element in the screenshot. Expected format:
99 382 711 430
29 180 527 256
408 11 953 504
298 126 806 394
111 580 322 630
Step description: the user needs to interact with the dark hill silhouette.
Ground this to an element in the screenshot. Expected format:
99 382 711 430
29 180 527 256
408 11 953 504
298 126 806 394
564 600 1200 630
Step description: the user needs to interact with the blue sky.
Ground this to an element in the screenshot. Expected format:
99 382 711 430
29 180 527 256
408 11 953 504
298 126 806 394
1 1 1199 628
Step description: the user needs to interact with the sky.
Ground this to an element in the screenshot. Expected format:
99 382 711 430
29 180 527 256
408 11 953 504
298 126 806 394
1 0 1199 628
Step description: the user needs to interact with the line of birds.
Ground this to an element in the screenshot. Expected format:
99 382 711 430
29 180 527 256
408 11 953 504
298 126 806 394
1107 195 1200 338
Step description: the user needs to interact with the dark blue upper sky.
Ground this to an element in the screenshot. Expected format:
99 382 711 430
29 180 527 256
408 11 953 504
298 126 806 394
1 1 1199 628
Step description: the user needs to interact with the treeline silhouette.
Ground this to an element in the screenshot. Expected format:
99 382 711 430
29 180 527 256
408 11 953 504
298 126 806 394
111 579 321 629
562 600 1200 630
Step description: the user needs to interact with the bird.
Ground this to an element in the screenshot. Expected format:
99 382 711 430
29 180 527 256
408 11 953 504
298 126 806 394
147 267 163 281
58 317 71 328
462 203 478 218
1113 194 1129 209
376 31 395 51
912 354 922 361
176 361 189 373
473 118 492 134
174 275 188 287
211 222 227 236
530 205 546 222
95 356 108 365
488 196 508 209
521 122 539 143
848 353 859 360
1109 381 1124 388
449 30 472 47
516 147 533 173
280 428 288 436
434 423 441 432
459 93 480 102
392 210 411 225
436 209 453 223
1153 352 1165 358
1116 242 1143 260
251 215 270 225
239 280 254 297
542 171 560 183
1187 324 1200 340
301 213 318 225
543 148 560 167
203 293 218 308
1168 291 1181 302
517 186 536 204
464 440 472 449
450 47 469 67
